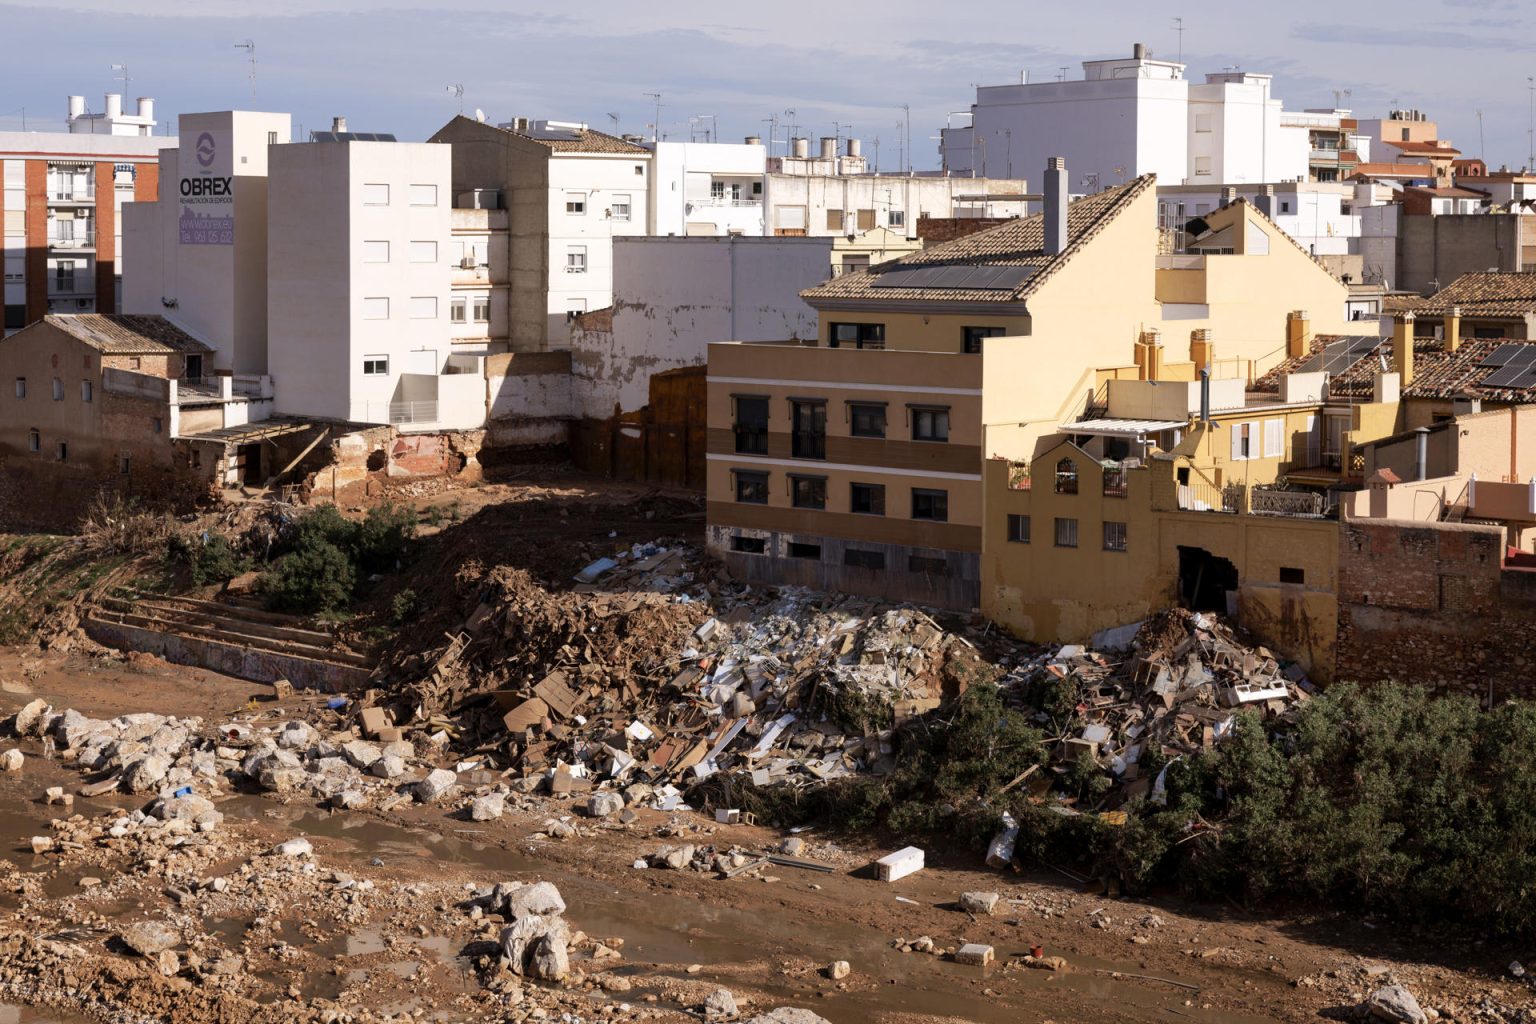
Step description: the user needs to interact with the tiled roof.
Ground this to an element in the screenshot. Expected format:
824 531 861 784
1406 185 1488 199
1413 273 1536 317
1253 334 1536 404
489 120 648 155
1385 140 1461 156
41 315 213 354
801 175 1154 304
1349 163 1436 179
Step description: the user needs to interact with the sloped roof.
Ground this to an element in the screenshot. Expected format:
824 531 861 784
1349 163 1436 179
40 315 213 354
1411 272 1536 318
1385 139 1461 157
802 175 1154 305
491 120 648 155
1253 334 1536 404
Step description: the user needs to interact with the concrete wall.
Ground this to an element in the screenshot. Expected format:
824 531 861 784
568 236 828 420
486 350 571 446
1397 214 1526 295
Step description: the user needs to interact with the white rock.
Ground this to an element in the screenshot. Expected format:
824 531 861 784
0 749 22 772
504 881 565 920
1366 985 1428 1024
272 838 313 858
371 754 406 779
744 1010 833 1024
587 791 625 818
342 740 382 769
120 921 180 956
704 988 739 1020
826 960 851 980
469 793 505 821
13 699 49 736
121 755 171 794
960 891 1000 916
414 768 458 803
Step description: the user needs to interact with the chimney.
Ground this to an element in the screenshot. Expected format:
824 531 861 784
1414 427 1430 482
1135 329 1164 381
1190 329 1215 375
847 138 862 158
744 135 762 146
819 137 837 161
104 94 122 119
1255 184 1275 218
1393 313 1416 387
1043 156 1068 256
332 116 348 134
137 97 154 123
514 117 530 132
1445 306 1463 353
1221 186 1238 204
67 95 85 121
1199 368 1212 424
792 138 809 159
1286 310 1311 359
1133 42 1148 60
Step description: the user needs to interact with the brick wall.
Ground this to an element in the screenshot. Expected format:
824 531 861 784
24 161 46 322
1336 518 1536 699
914 217 1013 245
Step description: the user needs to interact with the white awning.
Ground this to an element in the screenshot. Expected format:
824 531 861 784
1060 418 1186 437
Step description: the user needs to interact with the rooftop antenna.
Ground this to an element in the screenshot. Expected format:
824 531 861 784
445 84 464 115
234 40 256 103
606 112 620 135
110 63 130 95
901 104 911 174
1172 16 1184 63
1528 77 1535 172
644 92 662 143
1476 109 1486 161
1057 66 1070 82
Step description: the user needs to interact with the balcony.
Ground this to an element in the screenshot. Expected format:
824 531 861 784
693 196 762 209
48 230 96 251
49 190 95 205
47 279 96 298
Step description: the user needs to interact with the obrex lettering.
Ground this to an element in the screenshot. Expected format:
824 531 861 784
180 177 233 197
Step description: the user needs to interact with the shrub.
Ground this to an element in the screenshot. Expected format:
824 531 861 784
260 536 356 614
390 587 419 624
355 501 416 573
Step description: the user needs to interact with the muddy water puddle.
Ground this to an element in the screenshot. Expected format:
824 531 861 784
0 1006 93 1024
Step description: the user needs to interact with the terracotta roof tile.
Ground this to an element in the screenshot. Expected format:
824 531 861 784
1254 333 1536 405
488 120 649 155
39 315 213 355
801 176 1154 305
1410 272 1536 317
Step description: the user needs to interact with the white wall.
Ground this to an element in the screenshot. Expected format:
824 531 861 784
763 173 1029 243
650 141 766 236
569 236 830 418
545 152 650 338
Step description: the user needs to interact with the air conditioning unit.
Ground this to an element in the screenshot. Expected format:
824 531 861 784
459 256 477 269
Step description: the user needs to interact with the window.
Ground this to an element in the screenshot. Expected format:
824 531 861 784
787 542 822 560
731 535 766 554
829 322 884 350
911 488 948 522
267 131 278 146
1054 517 1079 548
733 396 769 454
119 454 130 476
734 470 768 504
909 554 947 575
450 297 467 324
611 195 631 221
51 378 63 401
363 240 390 263
1231 421 1253 461
1401 128 1411 141
410 296 438 319
1280 566 1306 584
889 210 905 228
1007 514 1030 543
565 193 586 215
1195 113 1213 133
1054 457 1079 493
80 380 92 402
790 475 826 510
962 325 1004 354
1263 419 1284 459
55 441 67 462
844 548 885 571
363 297 389 319
826 209 844 231
857 209 875 231
634 164 645 175
849 403 886 438
1279 201 1292 214
13 377 24 399
362 183 390 205
407 184 437 206
26 429 39 453
409 241 437 263
566 246 587 273
850 482 885 516
1103 521 1127 552
1194 156 1212 175
911 407 949 442
362 355 389 376
791 400 826 459
152 417 162 434
1103 467 1127 497
473 294 490 323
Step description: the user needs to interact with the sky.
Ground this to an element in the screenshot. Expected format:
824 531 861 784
0 0 1533 172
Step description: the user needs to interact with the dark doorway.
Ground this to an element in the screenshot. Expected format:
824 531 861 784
239 443 263 486
1177 545 1238 613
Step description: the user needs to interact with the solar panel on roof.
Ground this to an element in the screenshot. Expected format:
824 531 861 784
871 264 1035 291
1297 335 1380 375
1479 343 1528 367
1479 363 1532 388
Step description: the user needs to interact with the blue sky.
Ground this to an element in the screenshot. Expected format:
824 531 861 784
1 0 1532 171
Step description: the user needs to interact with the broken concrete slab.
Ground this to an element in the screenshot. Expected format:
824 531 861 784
875 846 924 882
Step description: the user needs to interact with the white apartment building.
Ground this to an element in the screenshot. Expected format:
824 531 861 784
941 43 1308 189
1158 182 1359 257
2 94 172 333
430 117 651 352
648 139 767 236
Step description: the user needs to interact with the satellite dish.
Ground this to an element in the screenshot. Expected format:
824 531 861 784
474 108 486 123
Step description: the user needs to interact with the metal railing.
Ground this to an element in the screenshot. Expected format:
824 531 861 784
695 197 762 208
50 190 95 203
48 230 96 249
1006 462 1032 491
47 279 96 297
389 400 438 426
1103 468 1128 497
1177 481 1236 513
1250 488 1329 517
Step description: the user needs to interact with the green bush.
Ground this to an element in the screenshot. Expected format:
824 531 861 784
260 535 356 614
355 502 416 573
259 502 416 614
390 587 419 624
169 533 251 586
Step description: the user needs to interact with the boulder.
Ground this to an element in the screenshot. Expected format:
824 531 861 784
587 791 624 818
0 749 22 772
120 921 180 956
276 722 316 750
529 931 570 981
469 793 505 821
370 754 406 779
272 838 313 858
155 794 218 824
744 1010 833 1024
121 755 171 794
504 881 565 921
342 740 383 769
414 769 458 803
704 988 739 1020
332 789 369 811
13 699 49 736
960 891 1000 916
499 914 570 977
1366 985 1428 1024
826 960 851 980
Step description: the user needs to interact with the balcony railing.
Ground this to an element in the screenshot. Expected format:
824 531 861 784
389 400 438 426
47 279 96 298
1250 488 1329 517
1176 481 1237 513
48 231 96 249
50 190 95 203
1007 462 1031 491
695 196 762 208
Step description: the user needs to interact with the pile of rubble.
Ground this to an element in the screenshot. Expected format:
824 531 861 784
381 539 1005 816
1000 608 1313 813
